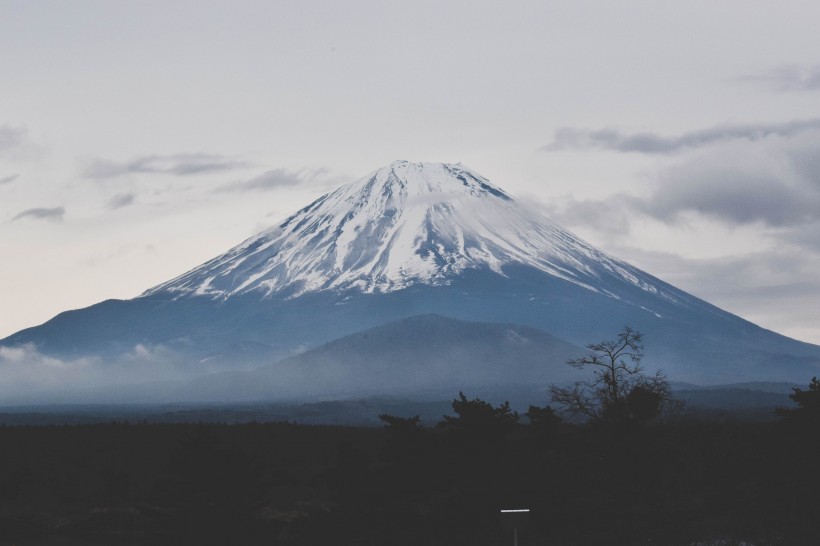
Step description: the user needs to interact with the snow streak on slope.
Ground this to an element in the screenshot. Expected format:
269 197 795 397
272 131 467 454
143 161 677 302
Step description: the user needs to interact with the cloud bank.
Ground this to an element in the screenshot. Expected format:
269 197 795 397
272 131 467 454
0 342 202 404
0 174 19 185
639 133 820 228
543 119 820 154
82 153 249 179
0 344 98 397
216 167 336 193
545 118 820 235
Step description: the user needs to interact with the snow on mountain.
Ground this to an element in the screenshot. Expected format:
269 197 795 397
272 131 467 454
143 160 677 304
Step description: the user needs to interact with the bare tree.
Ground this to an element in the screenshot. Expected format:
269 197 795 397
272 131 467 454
549 327 679 422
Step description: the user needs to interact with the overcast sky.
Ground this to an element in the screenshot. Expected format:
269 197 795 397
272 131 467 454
2 0 820 345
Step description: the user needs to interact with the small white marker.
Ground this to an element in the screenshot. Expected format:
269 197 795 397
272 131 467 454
500 509 530 546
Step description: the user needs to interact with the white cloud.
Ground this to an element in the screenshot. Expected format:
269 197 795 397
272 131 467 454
0 343 97 390
0 342 186 403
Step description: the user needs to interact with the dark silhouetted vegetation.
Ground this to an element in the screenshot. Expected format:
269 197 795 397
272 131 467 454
524 403 562 432
378 412 422 430
438 391 519 432
0 387 817 545
776 376 820 424
549 326 682 423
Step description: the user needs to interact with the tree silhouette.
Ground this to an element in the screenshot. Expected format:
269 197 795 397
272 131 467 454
524 404 562 432
378 413 422 431
777 376 820 422
548 327 678 422
439 392 519 434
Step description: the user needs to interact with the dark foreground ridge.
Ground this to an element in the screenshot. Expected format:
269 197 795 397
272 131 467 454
0 395 817 546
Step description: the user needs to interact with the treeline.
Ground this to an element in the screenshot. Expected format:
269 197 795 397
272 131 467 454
0 384 817 546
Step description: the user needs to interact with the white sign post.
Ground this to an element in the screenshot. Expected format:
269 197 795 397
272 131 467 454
500 509 530 546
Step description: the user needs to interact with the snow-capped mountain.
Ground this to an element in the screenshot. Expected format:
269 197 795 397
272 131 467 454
144 161 674 305
3 160 820 403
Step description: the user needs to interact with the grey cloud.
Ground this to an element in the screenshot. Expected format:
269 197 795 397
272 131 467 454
82 153 248 179
106 193 136 210
0 126 27 156
0 174 19 185
777 221 820 254
739 64 820 92
538 195 636 237
612 243 820 342
634 131 820 228
544 119 820 154
12 206 65 222
788 143 820 188
548 127 820 232
217 167 328 193
617 247 788 298
641 171 816 227
612 243 820 313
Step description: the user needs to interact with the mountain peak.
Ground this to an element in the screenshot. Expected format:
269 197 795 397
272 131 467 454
142 161 672 303
354 160 513 202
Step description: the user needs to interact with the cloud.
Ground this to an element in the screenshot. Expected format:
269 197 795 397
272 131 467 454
0 174 19 185
547 130 820 234
81 153 249 179
0 342 186 403
634 132 820 227
12 206 65 222
616 245 817 298
216 167 333 193
540 129 820 270
788 140 820 188
106 193 136 209
641 170 816 227
0 343 97 393
536 194 636 236
607 243 820 343
738 64 820 92
0 125 27 157
775 220 820 254
543 119 820 154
